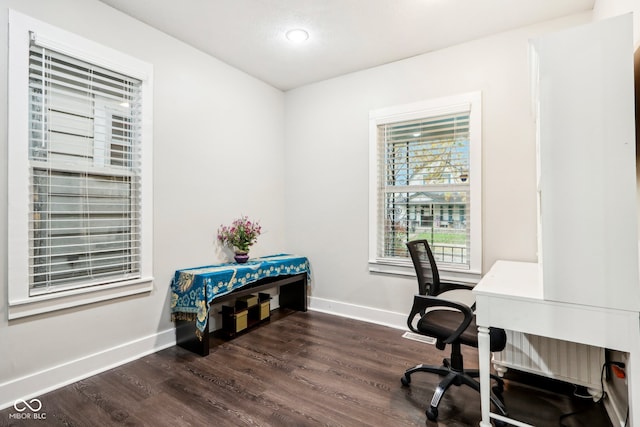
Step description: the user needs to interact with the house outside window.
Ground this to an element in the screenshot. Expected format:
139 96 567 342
7 10 154 318
368 92 482 280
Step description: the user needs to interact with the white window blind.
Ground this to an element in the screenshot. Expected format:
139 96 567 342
376 110 471 268
28 40 142 294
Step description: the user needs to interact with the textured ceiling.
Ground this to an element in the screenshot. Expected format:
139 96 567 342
98 0 595 90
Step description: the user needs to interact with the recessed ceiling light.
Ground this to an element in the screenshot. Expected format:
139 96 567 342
286 29 309 43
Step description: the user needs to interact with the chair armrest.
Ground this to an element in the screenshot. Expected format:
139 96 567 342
436 281 474 294
406 294 474 345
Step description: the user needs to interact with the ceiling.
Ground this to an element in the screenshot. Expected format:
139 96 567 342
97 0 595 91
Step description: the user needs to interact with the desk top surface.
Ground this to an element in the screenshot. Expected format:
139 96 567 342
473 260 543 300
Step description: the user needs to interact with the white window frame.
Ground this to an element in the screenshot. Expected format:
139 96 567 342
7 10 154 319
368 92 482 283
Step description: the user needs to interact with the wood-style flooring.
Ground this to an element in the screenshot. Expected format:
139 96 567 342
0 310 613 426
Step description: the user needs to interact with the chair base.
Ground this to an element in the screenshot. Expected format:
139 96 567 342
401 361 508 422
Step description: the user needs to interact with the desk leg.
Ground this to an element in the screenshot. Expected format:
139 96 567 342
478 325 492 427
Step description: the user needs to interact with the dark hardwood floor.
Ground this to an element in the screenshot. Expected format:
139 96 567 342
0 311 613 426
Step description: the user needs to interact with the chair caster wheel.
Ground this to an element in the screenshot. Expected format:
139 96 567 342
400 374 411 386
426 406 438 421
493 420 507 427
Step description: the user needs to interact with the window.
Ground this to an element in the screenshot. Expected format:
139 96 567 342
8 10 154 318
368 92 482 280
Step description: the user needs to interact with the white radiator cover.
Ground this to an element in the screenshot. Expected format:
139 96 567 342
492 330 605 398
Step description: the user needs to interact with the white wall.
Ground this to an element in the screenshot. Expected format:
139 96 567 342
0 0 286 408
283 13 592 322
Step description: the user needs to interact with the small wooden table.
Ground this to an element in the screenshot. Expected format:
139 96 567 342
171 255 310 356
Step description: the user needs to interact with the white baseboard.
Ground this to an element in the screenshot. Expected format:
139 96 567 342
0 328 176 411
309 296 407 331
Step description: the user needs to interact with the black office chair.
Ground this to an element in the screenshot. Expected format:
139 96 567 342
401 239 508 422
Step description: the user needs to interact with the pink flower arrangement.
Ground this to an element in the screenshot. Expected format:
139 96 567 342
217 215 262 253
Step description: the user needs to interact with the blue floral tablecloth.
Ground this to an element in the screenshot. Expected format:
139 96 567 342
171 254 310 334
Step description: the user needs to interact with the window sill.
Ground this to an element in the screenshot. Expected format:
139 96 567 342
368 259 481 284
8 277 154 320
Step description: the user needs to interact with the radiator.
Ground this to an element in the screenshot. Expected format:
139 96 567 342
492 330 605 399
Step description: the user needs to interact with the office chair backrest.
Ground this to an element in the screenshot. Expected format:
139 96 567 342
406 239 441 296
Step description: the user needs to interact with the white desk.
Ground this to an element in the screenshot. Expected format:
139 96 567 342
473 260 640 426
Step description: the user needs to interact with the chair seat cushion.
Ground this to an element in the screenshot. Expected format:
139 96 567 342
417 310 506 352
